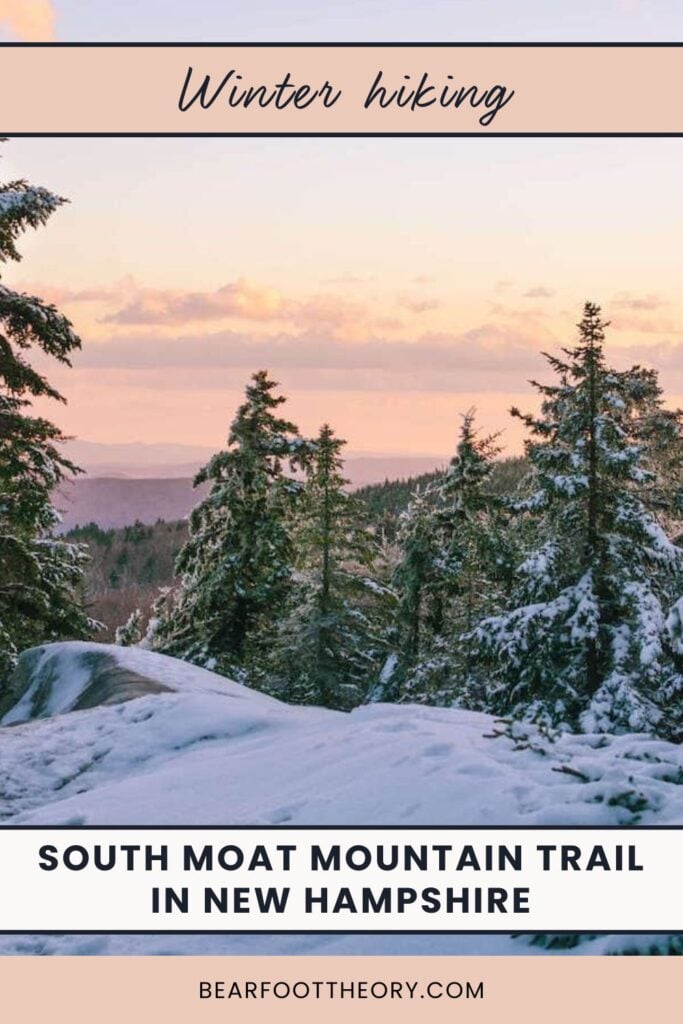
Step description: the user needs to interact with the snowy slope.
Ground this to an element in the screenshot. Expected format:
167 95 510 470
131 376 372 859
0 642 681 956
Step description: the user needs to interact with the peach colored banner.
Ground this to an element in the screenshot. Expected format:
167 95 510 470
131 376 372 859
0 955 678 1023
0 44 682 134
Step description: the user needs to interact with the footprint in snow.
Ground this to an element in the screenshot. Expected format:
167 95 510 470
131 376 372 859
421 742 453 757
267 802 306 824
375 721 416 733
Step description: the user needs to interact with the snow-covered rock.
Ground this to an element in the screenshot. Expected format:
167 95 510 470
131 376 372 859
0 641 268 724
0 642 681 956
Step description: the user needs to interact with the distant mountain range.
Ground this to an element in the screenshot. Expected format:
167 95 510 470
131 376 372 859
56 442 447 531
63 440 217 480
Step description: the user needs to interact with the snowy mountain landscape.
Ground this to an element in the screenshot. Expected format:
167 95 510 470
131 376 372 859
1 641 681 957
2 136 683 963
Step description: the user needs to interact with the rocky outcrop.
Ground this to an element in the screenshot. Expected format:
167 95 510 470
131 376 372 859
0 645 172 724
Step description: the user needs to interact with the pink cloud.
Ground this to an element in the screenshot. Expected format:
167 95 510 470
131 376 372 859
613 292 666 312
397 294 440 314
71 323 546 386
18 275 394 338
0 1 56 41
610 314 678 334
102 280 393 338
488 301 552 324
17 281 119 305
296 293 377 331
523 286 555 299
103 279 290 325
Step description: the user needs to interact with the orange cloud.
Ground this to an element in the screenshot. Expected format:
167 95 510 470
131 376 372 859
0 1 56 41
103 278 289 325
99 279 392 339
16 275 393 339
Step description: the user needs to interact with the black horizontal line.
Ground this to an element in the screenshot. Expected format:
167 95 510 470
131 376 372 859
1 824 679 830
0 41 682 48
0 929 677 936
3 133 683 139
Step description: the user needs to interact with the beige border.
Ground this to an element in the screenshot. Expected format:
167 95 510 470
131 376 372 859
0 46 681 133
0 955 677 1022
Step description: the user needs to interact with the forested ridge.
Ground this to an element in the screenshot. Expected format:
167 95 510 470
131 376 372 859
101 309 683 739
1 153 681 740
68 458 530 640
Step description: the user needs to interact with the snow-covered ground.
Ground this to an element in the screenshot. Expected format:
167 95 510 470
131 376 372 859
1 642 681 956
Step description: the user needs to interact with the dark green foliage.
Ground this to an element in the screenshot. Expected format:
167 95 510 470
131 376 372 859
79 458 531 653
0 159 92 679
355 457 529 539
393 411 513 706
476 303 683 738
65 518 187 640
67 522 116 547
46 299 682 740
115 607 144 647
154 371 312 676
259 424 394 709
355 471 442 538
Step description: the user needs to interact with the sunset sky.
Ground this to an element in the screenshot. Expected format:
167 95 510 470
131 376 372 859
3 1 683 460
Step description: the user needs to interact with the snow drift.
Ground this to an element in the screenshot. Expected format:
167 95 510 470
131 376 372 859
0 642 681 956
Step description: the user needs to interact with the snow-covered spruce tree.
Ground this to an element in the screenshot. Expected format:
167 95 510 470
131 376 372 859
476 303 683 738
621 364 683 530
0 163 93 681
394 412 511 706
154 371 310 678
115 608 144 647
259 423 393 709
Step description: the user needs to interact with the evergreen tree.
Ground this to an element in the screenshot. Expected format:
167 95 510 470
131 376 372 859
393 487 443 698
393 487 440 671
0 158 92 680
115 608 144 647
261 424 392 709
395 412 510 705
154 371 310 677
432 412 507 634
476 303 683 738
621 364 683 529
